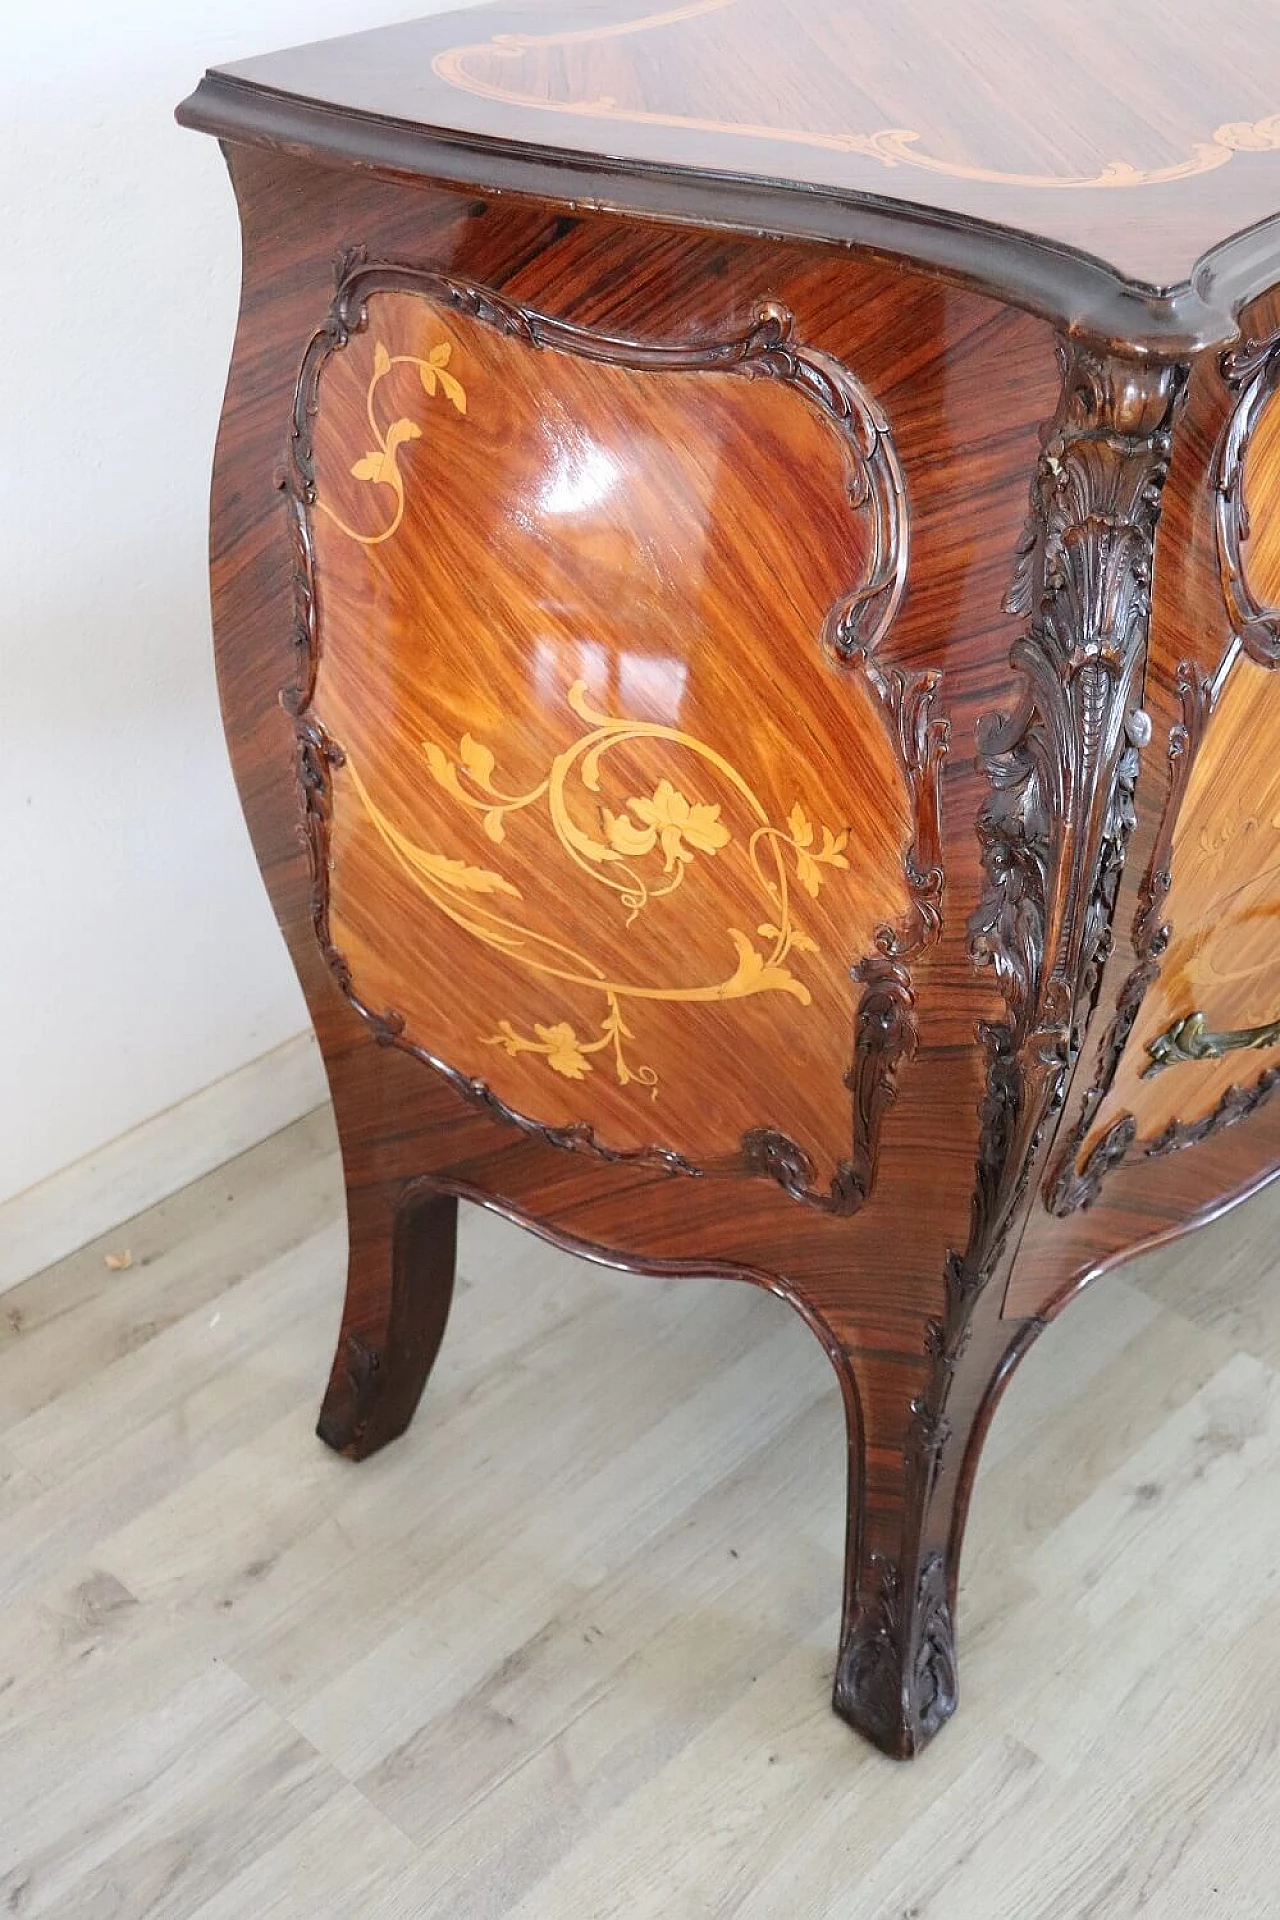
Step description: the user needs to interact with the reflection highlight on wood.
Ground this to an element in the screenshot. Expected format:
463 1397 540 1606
294 258 929 1194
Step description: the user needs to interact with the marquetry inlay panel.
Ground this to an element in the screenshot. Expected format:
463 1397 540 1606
297 271 930 1193
433 0 1280 196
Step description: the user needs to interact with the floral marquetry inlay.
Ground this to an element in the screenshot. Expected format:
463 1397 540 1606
287 253 941 1202
346 678 855 1101
317 337 467 546
434 1 1280 195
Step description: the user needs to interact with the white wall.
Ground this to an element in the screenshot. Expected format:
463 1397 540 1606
1 0 477 1207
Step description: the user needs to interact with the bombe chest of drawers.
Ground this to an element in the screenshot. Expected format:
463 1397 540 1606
179 0 1280 1757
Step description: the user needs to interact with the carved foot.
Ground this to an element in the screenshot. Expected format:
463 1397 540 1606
317 1182 458 1460
832 1549 958 1759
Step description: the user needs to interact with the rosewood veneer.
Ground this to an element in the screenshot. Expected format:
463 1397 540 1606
178 0 1280 1757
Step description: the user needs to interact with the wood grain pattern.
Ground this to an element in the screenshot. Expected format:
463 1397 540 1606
178 9 1280 1760
295 262 938 1202
183 0 1280 299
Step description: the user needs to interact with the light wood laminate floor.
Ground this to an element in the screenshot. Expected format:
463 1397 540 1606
1 1105 1279 1917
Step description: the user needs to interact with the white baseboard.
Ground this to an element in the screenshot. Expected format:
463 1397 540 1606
0 1031 330 1295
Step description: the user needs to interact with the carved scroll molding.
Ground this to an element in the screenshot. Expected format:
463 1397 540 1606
1218 328 1280 670
1046 662 1211 1213
1146 1066 1280 1156
734 660 947 1215
745 661 948 1214
1049 318 1280 1210
837 340 1188 1747
284 245 940 1208
945 342 1188 1259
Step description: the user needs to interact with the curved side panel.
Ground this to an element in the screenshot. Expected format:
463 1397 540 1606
204 141 1077 1756
289 255 946 1211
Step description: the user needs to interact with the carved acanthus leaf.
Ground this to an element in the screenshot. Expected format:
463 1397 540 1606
834 1550 957 1759
1045 660 1212 1213
972 348 1185 1059
908 342 1185 1539
1039 323 1280 1203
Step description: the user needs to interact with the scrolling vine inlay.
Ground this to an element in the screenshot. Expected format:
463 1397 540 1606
345 679 854 1099
433 0 1280 193
283 248 941 1210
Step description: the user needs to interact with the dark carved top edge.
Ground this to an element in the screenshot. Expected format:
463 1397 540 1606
180 72 1268 354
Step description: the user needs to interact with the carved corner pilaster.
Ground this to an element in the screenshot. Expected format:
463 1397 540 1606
963 340 1187 1257
1040 327 1280 1203
1045 661 1212 1213
837 346 1189 1729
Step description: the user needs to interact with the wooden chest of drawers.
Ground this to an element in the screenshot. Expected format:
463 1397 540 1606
179 0 1280 1756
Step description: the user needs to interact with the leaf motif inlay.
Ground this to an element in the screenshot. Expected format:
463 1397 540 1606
346 679 853 1098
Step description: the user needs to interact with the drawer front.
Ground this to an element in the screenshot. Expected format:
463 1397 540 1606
289 261 943 1206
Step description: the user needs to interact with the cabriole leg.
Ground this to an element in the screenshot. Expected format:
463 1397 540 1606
317 1170 458 1461
822 1292 1041 1759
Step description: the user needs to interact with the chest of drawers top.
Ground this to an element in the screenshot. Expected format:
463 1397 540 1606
179 0 1280 349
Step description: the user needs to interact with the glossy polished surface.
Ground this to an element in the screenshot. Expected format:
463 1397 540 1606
202 0 1280 289
308 283 917 1184
183 3 1280 1759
